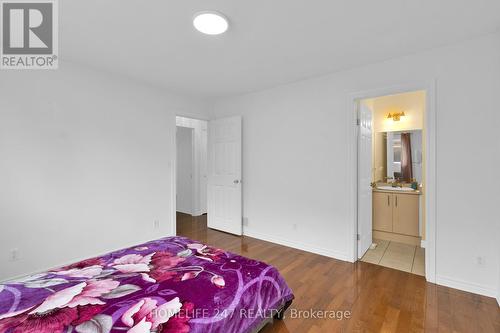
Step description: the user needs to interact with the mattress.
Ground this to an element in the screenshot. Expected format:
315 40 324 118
0 236 294 333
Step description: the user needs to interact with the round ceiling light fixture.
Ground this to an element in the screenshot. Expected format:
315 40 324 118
193 11 229 35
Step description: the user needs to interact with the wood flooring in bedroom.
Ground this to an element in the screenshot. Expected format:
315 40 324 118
176 213 500 333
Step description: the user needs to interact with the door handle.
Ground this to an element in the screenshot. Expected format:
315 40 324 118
387 195 390 206
395 196 398 207
233 180 240 184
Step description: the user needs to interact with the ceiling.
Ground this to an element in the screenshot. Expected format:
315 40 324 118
61 1 500 99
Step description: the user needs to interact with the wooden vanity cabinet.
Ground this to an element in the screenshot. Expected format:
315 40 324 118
392 193 419 236
373 191 419 237
373 192 393 232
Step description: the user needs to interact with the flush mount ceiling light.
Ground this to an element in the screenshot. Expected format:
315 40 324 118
193 11 229 35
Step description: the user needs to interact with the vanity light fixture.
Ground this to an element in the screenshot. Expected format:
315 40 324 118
193 11 229 35
387 111 406 121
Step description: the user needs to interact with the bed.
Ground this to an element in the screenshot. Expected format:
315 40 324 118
0 236 293 333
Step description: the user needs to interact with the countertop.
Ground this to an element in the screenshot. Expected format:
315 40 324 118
372 188 422 195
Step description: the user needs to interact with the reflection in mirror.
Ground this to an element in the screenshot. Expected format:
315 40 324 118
373 130 422 183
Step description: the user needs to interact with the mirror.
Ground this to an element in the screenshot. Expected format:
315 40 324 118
373 130 422 183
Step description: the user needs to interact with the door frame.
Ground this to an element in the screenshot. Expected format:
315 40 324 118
348 80 437 283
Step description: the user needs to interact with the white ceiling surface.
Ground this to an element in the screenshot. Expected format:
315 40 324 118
61 1 500 98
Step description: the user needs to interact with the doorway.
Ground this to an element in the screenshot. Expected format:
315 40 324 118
176 126 194 214
175 115 243 237
175 116 208 218
354 87 435 280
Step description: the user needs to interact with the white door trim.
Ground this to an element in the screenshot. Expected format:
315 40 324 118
347 80 437 283
171 114 177 237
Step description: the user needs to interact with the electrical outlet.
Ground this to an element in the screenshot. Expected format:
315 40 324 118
10 248 19 262
154 220 160 229
292 224 297 231
242 217 249 226
476 256 485 265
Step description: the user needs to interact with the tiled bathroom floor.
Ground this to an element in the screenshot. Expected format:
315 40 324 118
361 239 425 276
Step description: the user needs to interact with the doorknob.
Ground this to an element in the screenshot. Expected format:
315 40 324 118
233 180 240 184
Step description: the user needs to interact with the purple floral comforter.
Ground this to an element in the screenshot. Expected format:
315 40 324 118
0 236 293 333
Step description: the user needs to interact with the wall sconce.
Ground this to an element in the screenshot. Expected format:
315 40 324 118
387 111 406 121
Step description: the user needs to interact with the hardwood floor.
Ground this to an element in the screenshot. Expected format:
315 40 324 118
176 213 500 333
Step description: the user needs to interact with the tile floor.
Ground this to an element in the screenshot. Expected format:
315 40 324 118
361 239 425 276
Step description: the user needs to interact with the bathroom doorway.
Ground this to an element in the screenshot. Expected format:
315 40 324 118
355 89 430 277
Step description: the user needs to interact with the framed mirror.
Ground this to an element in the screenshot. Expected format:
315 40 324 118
373 130 422 183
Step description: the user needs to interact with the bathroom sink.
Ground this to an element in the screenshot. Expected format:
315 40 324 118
377 186 416 192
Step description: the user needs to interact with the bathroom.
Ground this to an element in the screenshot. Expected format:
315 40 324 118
358 90 426 276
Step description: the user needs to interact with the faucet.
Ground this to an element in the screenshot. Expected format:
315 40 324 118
390 177 403 187
384 176 394 184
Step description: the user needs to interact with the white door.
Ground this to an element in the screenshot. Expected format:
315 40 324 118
358 102 373 258
207 116 242 235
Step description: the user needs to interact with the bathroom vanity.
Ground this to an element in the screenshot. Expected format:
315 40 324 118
372 187 421 246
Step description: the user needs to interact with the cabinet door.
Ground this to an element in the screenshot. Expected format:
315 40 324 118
393 194 419 236
373 192 393 232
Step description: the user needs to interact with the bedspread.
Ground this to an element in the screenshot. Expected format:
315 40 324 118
0 236 294 333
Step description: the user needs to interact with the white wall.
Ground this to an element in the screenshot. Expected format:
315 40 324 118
0 62 206 281
176 116 208 216
176 127 194 214
210 32 500 298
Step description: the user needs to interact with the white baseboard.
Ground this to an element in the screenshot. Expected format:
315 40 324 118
436 275 497 299
243 229 351 262
192 210 207 217
177 210 206 217
244 229 498 302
